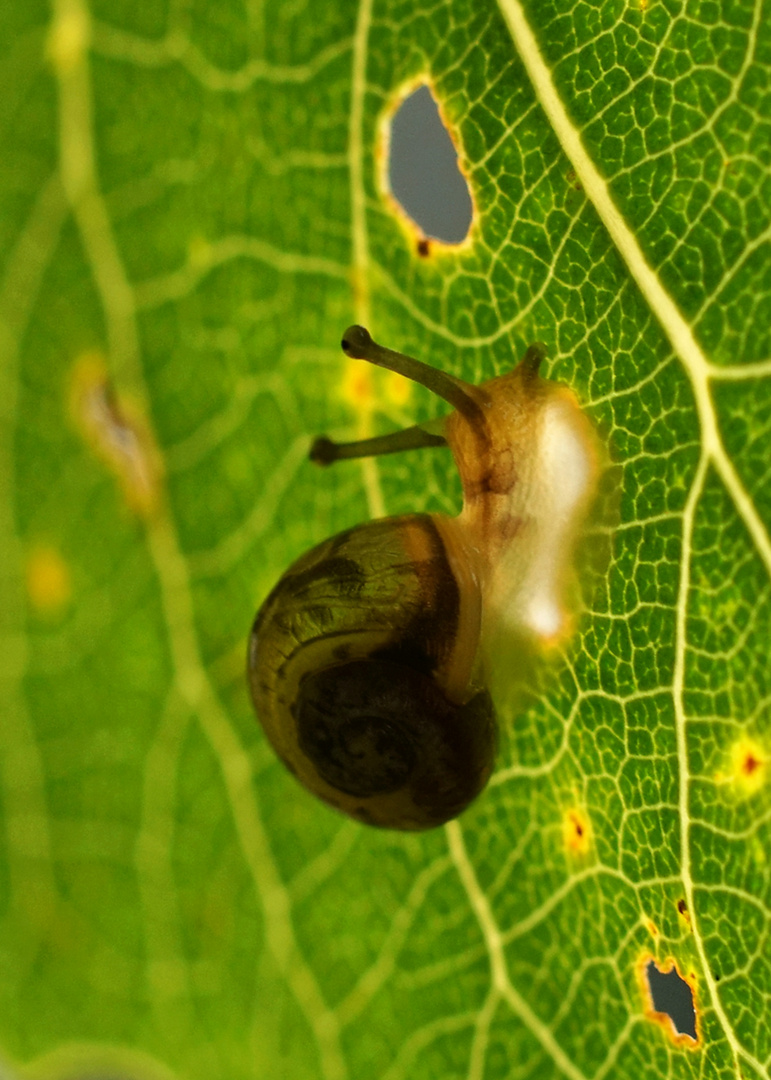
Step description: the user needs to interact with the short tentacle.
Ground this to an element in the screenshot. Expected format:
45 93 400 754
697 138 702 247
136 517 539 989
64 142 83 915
310 425 447 466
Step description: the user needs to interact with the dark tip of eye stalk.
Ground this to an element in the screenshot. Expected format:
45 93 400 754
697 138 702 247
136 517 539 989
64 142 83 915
341 325 372 359
309 436 337 466
339 324 483 424
520 342 548 379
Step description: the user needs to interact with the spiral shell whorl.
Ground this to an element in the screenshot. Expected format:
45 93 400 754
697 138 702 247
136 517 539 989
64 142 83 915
295 659 496 828
248 514 495 829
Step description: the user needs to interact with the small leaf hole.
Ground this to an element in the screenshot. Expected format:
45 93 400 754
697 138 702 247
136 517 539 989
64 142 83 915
645 960 697 1042
387 84 472 246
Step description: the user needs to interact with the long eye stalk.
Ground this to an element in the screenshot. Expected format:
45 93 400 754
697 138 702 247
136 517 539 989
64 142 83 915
310 426 447 467
310 326 544 469
341 325 484 423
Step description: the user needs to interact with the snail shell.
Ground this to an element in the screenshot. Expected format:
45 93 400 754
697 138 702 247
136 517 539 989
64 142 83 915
248 515 496 829
248 327 599 830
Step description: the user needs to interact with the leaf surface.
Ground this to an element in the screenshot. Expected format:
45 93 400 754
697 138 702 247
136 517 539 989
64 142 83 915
1 0 769 1077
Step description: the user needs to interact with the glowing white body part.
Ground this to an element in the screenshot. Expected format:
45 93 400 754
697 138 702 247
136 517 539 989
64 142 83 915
515 396 595 640
448 370 598 653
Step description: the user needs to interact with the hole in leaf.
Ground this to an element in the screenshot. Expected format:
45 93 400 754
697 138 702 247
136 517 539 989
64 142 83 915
388 84 472 246
645 959 697 1042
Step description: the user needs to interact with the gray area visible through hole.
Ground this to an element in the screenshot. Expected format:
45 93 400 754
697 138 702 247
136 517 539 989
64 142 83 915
646 959 697 1040
388 85 472 245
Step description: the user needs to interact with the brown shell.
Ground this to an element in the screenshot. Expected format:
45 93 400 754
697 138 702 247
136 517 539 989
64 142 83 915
248 514 496 829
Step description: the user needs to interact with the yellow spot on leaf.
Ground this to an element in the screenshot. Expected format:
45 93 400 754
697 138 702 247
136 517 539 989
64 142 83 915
644 918 658 939
735 740 766 787
716 737 767 796
563 808 590 855
341 358 373 411
46 0 90 74
385 370 412 407
26 545 71 614
70 352 162 518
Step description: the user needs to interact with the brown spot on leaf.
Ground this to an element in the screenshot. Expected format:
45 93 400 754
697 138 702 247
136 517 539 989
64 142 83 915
742 753 761 776
720 737 768 796
563 808 590 855
677 898 691 928
69 353 162 517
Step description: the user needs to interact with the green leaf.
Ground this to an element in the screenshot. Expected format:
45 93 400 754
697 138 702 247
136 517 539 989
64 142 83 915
1 0 769 1076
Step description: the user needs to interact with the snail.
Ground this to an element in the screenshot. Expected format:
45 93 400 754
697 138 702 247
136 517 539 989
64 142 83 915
248 326 599 830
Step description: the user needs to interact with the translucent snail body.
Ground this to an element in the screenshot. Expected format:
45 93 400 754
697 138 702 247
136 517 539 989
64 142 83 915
444 358 598 649
248 327 599 830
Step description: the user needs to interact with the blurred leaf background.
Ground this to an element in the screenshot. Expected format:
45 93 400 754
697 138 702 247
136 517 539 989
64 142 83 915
1 0 770 1077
